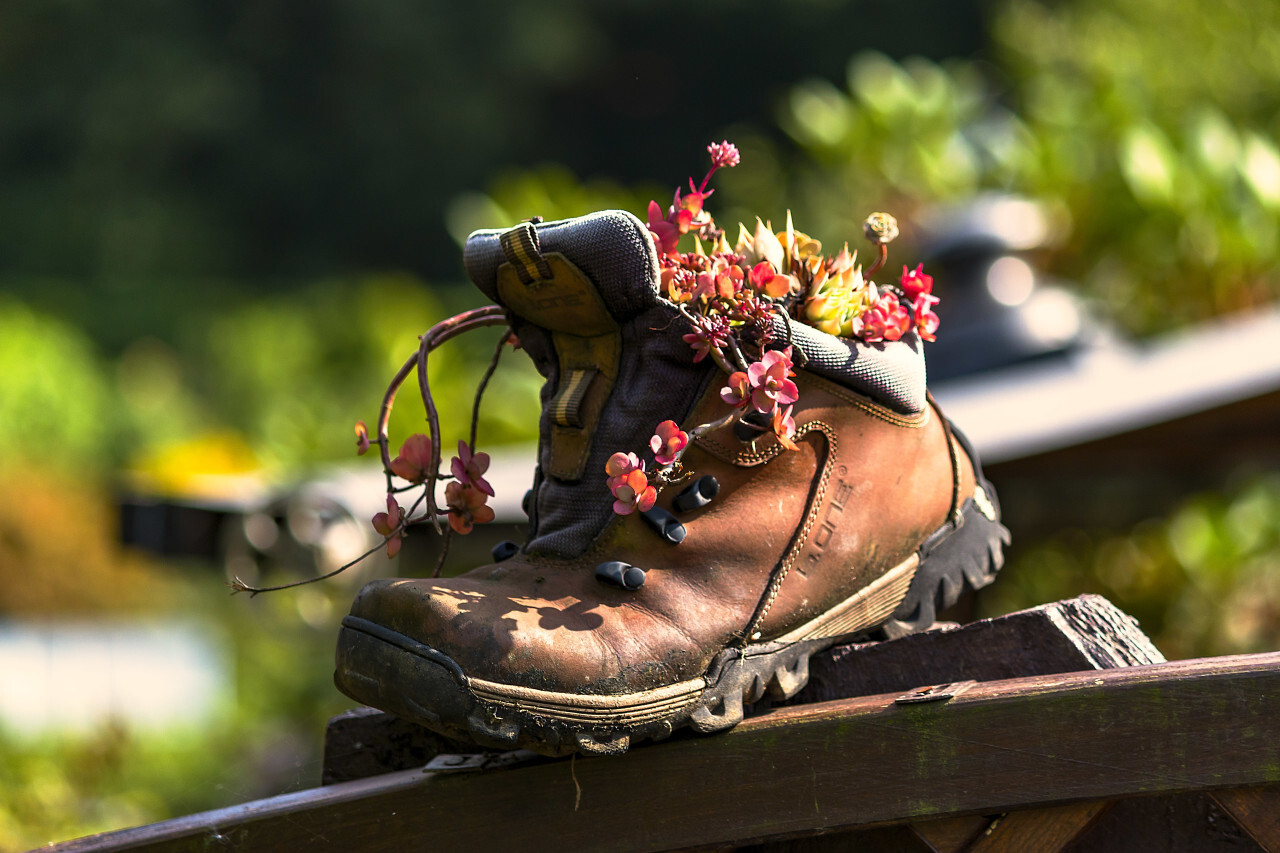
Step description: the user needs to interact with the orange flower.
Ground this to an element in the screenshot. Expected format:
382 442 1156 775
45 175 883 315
389 434 433 483
444 481 495 535
371 494 406 558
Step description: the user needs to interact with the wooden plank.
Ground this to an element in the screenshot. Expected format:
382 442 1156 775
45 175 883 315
1062 791 1266 852
787 594 1164 708
909 815 992 853
324 595 1164 783
49 653 1280 853
965 800 1110 852
1211 786 1280 852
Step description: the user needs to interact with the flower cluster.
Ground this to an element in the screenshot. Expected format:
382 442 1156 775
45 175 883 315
605 420 690 514
361 435 497 557
609 142 940 516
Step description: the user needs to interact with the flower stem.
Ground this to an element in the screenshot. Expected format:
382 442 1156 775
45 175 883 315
866 243 888 279
470 329 512 451
228 537 390 596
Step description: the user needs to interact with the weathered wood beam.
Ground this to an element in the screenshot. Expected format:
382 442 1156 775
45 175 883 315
51 652 1280 853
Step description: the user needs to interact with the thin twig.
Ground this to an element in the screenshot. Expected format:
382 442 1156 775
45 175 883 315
470 330 512 450
228 538 391 597
378 351 421 488
432 527 453 578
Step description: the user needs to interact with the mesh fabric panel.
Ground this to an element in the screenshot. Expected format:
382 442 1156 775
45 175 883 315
776 317 926 415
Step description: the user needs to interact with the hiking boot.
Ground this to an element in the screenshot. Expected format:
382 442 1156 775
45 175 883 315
334 208 1008 756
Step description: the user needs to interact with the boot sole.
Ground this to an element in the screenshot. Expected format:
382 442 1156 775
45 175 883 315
333 476 1008 757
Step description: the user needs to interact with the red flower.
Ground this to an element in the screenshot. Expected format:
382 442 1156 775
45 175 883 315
647 200 680 256
610 469 657 516
748 261 796 299
862 292 913 343
650 420 689 465
912 293 941 342
354 420 370 456
747 347 799 414
444 480 495 535
372 494 406 558
720 371 751 407
900 264 934 302
772 405 799 451
450 440 494 497
389 434 433 483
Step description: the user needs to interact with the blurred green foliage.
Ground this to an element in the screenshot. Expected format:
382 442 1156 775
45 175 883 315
983 476 1280 661
0 579 354 850
768 0 1280 334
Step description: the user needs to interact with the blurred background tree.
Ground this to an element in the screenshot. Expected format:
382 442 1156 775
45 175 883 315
3 0 1280 848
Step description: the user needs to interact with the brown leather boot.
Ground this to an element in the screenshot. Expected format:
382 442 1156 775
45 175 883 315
334 209 1008 756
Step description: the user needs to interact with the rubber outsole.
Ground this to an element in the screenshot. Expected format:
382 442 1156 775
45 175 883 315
333 471 1009 757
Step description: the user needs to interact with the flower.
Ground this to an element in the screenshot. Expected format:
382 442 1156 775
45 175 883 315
772 405 799 451
354 420 370 456
913 292 941 342
748 261 795 299
450 439 494 497
746 347 799 414
720 371 751 407
650 420 689 465
605 451 643 492
372 494 407 558
444 480 495 535
610 468 657 515
389 434 433 483
863 212 900 244
861 291 912 343
900 264 933 301
647 200 680 256
707 140 741 170
682 314 730 362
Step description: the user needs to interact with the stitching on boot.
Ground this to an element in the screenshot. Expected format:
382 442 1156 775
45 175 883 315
741 421 839 644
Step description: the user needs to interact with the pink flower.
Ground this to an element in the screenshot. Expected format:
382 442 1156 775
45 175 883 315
647 200 680 256
707 140 741 170
389 434 433 483
912 293 941 342
605 451 643 492
720 371 751 407
372 494 406 558
900 264 934 302
746 347 799 414
861 293 913 343
691 257 742 302
444 481 495 535
610 469 657 516
650 420 689 465
450 440 494 497
682 315 729 362
354 421 370 456
772 405 799 452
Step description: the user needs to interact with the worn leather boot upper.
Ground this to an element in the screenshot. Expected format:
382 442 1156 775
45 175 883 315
343 210 980 698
